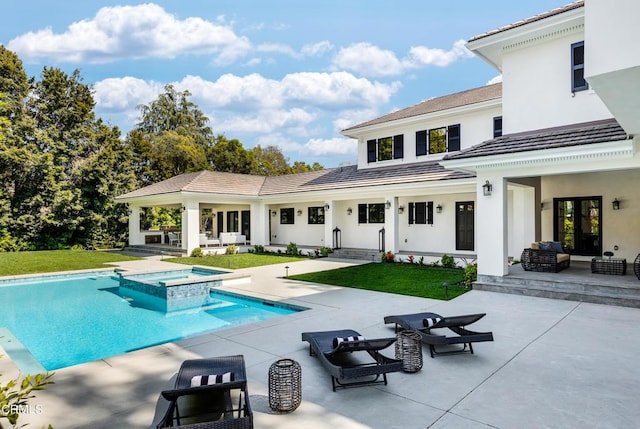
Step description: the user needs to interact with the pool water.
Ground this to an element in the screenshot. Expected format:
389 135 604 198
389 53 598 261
0 272 303 371
122 267 227 285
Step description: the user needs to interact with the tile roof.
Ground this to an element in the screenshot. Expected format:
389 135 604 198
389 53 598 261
468 1 584 43
342 83 502 133
117 161 474 200
443 118 629 161
117 170 267 199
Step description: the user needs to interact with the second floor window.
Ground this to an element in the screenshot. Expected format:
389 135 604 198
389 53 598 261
493 116 503 138
416 124 460 156
571 41 588 92
367 135 404 163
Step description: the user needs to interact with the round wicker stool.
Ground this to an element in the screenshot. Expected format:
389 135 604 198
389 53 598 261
395 330 423 373
268 358 302 412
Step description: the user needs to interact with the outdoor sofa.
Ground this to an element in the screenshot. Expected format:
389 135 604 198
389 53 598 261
521 241 571 272
219 232 246 245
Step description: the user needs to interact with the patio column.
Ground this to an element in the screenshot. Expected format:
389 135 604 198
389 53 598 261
128 206 143 245
323 201 336 249
476 175 509 276
250 201 269 246
385 196 399 254
182 200 200 255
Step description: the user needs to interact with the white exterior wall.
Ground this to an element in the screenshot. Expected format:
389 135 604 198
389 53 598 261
356 105 501 170
585 0 640 77
540 169 640 262
269 203 329 247
502 30 612 134
396 193 476 256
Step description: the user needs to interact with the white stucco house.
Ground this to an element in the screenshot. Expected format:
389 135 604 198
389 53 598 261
116 0 640 282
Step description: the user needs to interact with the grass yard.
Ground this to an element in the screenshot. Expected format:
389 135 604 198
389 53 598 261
0 250 140 276
288 262 469 300
165 253 308 269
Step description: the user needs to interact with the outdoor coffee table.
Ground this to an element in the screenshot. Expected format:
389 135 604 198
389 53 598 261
591 257 627 275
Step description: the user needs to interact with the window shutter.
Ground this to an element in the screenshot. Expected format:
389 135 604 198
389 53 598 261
393 134 404 159
416 130 427 156
358 204 368 224
408 202 415 224
493 116 503 138
447 124 460 152
367 140 376 163
427 202 434 225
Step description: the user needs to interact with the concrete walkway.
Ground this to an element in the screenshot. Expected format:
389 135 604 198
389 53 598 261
10 258 640 429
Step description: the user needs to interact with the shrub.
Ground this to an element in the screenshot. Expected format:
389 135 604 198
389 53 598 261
320 246 333 257
440 254 456 268
190 247 204 257
253 244 265 254
407 255 415 264
418 256 425 266
381 251 395 263
463 262 477 287
226 245 238 255
286 242 298 255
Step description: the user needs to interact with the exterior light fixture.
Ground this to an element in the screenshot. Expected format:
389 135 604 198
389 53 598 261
297 209 302 216
398 205 404 214
436 204 443 214
324 203 330 210
612 198 620 210
385 200 391 209
181 205 186 212
272 211 277 217
347 207 353 215
482 180 492 196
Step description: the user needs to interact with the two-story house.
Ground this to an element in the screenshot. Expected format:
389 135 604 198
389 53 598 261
117 1 640 285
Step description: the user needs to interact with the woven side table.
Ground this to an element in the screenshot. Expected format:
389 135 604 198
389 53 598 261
395 330 423 373
268 358 302 413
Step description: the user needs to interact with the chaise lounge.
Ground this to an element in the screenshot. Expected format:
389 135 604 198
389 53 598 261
156 355 253 428
301 329 403 391
384 312 494 358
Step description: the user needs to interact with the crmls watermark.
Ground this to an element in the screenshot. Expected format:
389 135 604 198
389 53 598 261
1 404 44 415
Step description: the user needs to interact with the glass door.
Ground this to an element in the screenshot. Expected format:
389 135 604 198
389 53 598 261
554 197 601 256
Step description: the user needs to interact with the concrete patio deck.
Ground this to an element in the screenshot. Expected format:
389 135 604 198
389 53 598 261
6 257 640 429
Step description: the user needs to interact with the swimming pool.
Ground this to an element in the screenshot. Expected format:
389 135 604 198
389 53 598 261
0 271 305 372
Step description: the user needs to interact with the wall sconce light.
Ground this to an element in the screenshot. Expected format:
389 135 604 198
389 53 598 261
347 207 353 215
436 204 443 214
612 198 620 210
385 200 391 209
482 180 493 196
324 203 330 211
398 205 404 214
540 202 544 210
271 211 277 217
297 209 303 216
181 205 186 212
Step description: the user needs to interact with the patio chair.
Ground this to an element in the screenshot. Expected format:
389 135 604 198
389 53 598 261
301 329 403 391
156 355 253 428
384 312 494 358
167 232 181 247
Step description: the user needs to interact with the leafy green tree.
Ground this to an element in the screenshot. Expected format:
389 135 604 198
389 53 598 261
207 135 256 174
250 145 291 176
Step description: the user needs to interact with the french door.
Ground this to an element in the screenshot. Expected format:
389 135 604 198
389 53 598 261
553 197 601 256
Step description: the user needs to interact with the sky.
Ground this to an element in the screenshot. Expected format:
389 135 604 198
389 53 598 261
1 1 571 167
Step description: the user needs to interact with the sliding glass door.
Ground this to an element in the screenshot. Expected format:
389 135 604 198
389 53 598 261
554 197 601 256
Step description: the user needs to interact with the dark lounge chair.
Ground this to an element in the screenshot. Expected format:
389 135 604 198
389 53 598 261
156 355 253 429
384 312 494 358
301 329 403 391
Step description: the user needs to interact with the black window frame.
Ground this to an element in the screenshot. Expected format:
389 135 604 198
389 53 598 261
408 202 433 225
571 41 588 92
493 116 503 138
280 208 294 225
367 135 404 163
357 203 385 224
307 206 325 225
227 210 239 232
417 124 461 156
416 130 427 156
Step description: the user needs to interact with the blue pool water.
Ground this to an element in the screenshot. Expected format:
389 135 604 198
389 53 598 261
0 271 303 371
123 267 226 285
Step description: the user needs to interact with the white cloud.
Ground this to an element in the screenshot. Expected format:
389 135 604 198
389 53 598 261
301 41 334 57
257 134 357 157
92 76 163 110
487 74 503 85
8 3 248 64
332 39 474 77
332 43 404 77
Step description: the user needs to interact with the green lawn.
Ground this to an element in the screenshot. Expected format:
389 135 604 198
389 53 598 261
165 253 308 269
288 262 469 300
0 250 140 276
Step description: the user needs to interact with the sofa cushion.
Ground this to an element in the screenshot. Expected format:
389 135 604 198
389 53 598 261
557 253 571 263
539 242 552 251
531 242 540 250
550 241 564 253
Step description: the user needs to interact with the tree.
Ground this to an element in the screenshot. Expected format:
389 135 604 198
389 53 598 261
207 135 256 174
250 145 291 176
